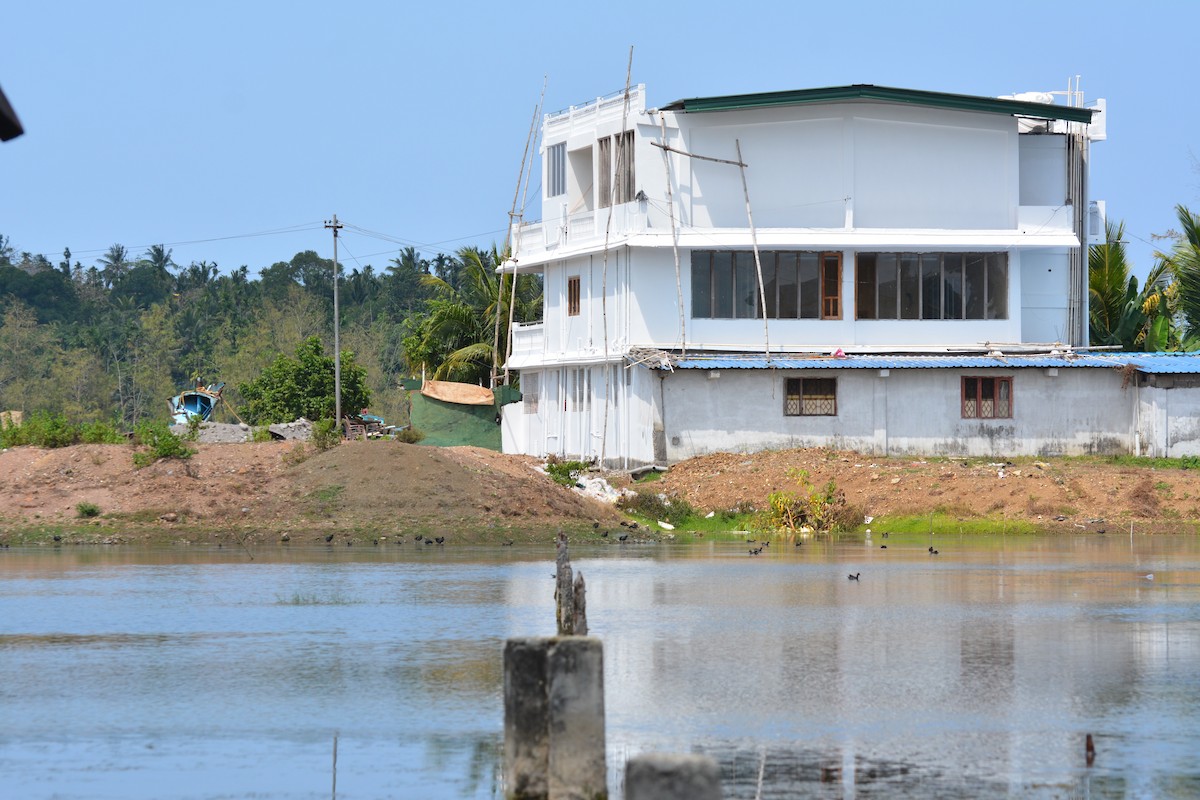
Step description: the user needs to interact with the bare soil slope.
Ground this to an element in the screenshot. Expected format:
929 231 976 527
1 442 1196 544
648 449 1198 532
0 441 624 543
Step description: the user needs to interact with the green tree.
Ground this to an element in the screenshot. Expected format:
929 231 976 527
1162 204 1200 344
403 245 541 384
1089 221 1178 351
238 336 369 424
97 244 130 288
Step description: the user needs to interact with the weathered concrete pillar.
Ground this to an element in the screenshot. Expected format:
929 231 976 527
625 753 723 800
504 637 607 800
504 638 551 798
547 638 605 799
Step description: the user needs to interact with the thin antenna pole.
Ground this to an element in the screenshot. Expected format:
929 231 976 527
659 113 686 357
324 214 344 425
600 47 633 468
504 81 547 384
736 140 770 358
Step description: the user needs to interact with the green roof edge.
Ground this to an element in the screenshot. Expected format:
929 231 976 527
659 84 1095 124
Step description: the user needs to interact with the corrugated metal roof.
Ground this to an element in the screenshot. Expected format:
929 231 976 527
665 353 1200 373
659 84 1095 124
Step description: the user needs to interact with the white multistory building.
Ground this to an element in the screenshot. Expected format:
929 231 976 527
497 82 1198 465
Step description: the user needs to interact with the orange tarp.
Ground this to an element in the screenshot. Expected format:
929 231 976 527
420 380 495 407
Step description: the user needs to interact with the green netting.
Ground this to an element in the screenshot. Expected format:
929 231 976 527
405 389 500 449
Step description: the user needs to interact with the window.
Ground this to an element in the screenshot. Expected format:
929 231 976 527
567 276 581 316
522 373 540 414
547 143 566 197
784 377 837 416
856 252 1008 320
691 250 841 319
599 131 635 207
962 376 1012 419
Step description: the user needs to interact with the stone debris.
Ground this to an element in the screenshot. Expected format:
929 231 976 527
573 474 635 505
167 419 313 443
268 418 313 441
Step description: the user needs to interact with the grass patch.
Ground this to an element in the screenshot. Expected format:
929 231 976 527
545 459 592 487
305 485 345 517
864 512 1041 536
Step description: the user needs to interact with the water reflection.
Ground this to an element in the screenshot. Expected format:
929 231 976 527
1 535 1198 798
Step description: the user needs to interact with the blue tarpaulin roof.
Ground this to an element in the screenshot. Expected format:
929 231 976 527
663 352 1200 373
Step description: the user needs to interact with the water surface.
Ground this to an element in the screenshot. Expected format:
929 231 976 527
2 534 1198 798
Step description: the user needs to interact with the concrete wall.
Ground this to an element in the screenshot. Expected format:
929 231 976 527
660 367 1136 461
503 362 661 468
677 103 1016 231
1136 380 1200 457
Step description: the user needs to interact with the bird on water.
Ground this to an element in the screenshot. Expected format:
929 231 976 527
848 573 860 581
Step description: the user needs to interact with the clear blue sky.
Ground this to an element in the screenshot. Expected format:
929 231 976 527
2 1 1194 279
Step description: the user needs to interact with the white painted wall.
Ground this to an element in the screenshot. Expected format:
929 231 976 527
1020 249 1072 343
1019 135 1067 206
1136 381 1200 457
660 367 1136 461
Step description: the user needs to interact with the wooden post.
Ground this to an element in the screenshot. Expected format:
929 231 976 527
555 531 574 635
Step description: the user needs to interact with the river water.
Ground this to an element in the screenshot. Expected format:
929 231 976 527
2 534 1198 799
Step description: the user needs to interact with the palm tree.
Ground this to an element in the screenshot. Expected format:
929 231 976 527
97 244 129 288
1162 204 1200 345
1089 221 1176 350
403 245 541 384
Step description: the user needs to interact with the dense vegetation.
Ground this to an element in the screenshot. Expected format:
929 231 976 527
0 237 541 430
3 203 1200 433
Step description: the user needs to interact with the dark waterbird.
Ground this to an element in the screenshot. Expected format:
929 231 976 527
434 536 445 545
424 538 433 545
502 539 514 546
848 573 860 581
600 531 609 538
1086 733 1096 766
880 545 887 549
618 533 629 542
324 533 335 543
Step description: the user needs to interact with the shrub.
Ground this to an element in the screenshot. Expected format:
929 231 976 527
310 419 341 451
251 426 274 443
1 411 78 448
395 427 424 444
183 415 203 441
755 468 861 533
79 420 124 444
617 490 696 521
132 421 196 467
76 502 101 518
545 459 591 487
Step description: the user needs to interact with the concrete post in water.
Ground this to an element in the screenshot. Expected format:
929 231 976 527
625 753 723 800
546 637 605 799
505 639 551 798
504 637 607 800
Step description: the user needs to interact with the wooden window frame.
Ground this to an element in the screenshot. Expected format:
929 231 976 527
784 377 838 416
821 252 841 319
961 376 1013 419
567 276 581 316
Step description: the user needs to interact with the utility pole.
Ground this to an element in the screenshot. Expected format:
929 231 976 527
324 214 344 428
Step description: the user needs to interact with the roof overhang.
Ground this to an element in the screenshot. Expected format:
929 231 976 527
659 84 1095 124
0 82 22 142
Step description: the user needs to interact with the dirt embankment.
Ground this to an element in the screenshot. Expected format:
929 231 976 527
0 441 1197 544
0 441 625 545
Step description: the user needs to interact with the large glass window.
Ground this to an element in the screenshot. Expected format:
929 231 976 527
856 252 1008 320
691 250 841 319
